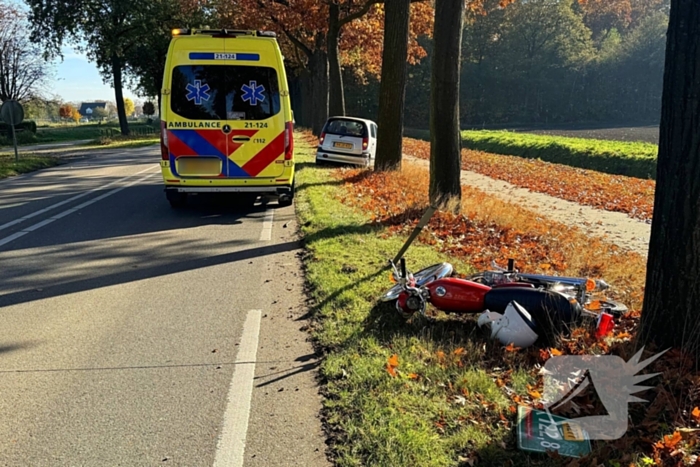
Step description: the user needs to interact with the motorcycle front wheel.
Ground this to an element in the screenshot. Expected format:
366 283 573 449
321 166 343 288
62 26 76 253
380 262 454 302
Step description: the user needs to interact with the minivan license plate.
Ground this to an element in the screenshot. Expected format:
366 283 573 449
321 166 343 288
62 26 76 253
333 141 353 149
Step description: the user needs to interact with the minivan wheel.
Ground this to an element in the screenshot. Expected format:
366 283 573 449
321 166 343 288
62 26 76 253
166 191 187 208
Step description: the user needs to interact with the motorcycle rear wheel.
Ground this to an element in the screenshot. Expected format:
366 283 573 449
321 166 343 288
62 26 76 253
380 262 454 302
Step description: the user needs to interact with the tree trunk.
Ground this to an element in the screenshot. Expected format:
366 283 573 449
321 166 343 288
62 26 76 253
327 2 345 117
111 54 130 136
309 47 329 136
300 71 313 128
639 0 700 355
374 0 411 171
429 0 464 210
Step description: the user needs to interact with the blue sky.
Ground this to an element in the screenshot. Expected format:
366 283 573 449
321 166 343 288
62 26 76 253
52 47 139 104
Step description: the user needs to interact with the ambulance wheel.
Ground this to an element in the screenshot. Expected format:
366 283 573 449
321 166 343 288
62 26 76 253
278 182 295 207
166 191 187 208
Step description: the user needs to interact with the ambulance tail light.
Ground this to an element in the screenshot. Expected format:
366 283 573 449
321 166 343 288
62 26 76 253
362 136 369 151
284 121 294 160
160 121 169 161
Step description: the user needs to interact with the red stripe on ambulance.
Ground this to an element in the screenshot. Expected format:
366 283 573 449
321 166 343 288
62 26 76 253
242 131 285 176
167 131 196 157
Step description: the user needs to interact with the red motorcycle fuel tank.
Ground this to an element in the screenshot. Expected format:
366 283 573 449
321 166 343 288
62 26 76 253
425 278 491 313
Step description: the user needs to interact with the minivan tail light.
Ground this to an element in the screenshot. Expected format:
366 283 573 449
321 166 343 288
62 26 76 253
319 132 326 145
160 121 169 161
284 121 294 160
362 136 369 151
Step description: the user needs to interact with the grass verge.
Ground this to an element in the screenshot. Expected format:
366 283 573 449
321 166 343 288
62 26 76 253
294 131 698 466
404 128 658 179
0 155 62 179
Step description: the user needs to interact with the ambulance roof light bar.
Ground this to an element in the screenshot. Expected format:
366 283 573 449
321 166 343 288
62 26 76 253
171 29 276 38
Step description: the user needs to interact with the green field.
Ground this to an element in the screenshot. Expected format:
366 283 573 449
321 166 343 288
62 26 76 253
404 128 659 179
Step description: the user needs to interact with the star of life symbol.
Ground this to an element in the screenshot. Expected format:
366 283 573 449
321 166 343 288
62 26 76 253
186 80 211 105
241 81 265 106
540 347 667 440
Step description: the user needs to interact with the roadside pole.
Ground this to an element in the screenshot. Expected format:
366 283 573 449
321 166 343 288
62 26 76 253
0 100 25 163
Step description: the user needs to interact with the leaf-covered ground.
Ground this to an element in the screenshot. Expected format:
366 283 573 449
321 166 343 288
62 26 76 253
295 131 699 466
403 138 656 222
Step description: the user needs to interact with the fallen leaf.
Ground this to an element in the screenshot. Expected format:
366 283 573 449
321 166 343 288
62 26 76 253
453 347 466 356
549 348 563 356
386 354 399 377
528 389 542 399
505 343 520 352
407 373 420 380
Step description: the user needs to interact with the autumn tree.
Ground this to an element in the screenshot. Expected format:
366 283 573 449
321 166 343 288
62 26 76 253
123 97 135 117
221 0 432 134
59 104 74 120
71 108 81 123
374 0 411 171
429 0 465 209
639 0 700 354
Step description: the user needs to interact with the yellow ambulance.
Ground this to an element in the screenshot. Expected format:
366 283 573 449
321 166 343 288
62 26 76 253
159 29 295 208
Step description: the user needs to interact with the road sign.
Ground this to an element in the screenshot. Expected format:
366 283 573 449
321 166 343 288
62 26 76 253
0 100 24 126
0 100 24 162
517 406 591 458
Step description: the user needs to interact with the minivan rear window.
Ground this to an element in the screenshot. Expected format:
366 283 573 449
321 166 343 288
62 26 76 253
171 65 280 121
324 119 366 137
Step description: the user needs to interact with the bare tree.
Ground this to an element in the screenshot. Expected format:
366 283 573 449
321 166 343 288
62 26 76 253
0 3 51 102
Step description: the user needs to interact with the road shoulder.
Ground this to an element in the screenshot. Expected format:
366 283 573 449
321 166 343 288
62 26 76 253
243 203 330 467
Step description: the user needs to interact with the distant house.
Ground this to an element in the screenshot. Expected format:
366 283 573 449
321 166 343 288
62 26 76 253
79 102 107 120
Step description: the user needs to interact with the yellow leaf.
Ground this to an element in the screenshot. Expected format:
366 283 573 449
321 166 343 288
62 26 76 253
453 347 466 356
528 389 541 399
407 373 419 380
549 348 563 356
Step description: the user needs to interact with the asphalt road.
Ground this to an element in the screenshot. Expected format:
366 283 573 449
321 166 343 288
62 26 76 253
0 147 329 466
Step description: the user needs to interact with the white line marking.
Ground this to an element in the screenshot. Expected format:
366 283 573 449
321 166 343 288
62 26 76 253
0 172 158 249
0 165 156 233
213 309 262 467
259 209 274 241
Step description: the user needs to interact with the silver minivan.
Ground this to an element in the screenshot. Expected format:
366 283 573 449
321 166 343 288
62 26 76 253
316 116 378 167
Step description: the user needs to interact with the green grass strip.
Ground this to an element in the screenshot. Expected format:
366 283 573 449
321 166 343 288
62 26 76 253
404 128 659 179
0 155 62 179
293 134 551 466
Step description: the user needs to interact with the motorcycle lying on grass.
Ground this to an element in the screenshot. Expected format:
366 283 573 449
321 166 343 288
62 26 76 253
378 207 627 347
380 258 627 347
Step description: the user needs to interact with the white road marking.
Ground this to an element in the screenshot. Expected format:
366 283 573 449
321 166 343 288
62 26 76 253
0 165 157 233
213 309 262 467
0 171 158 249
259 209 274 241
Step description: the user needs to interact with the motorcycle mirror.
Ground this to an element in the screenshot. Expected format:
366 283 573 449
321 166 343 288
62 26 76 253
400 258 406 279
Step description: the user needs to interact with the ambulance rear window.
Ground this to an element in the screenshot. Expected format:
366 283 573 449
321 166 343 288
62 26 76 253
171 65 280 121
